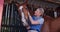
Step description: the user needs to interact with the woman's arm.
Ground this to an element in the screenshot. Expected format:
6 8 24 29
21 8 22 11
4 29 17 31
29 15 44 25
28 12 44 25
28 15 40 24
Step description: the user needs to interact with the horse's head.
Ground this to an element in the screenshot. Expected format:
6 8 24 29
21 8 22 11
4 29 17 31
23 6 29 19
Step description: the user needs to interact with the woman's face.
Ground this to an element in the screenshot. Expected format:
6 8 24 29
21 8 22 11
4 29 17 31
34 9 42 17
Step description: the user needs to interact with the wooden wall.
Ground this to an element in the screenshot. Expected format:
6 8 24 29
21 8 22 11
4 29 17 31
0 0 4 31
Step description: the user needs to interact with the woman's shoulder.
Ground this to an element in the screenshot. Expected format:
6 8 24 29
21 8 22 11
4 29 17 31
38 17 44 21
40 17 44 19
38 16 44 19
38 17 44 24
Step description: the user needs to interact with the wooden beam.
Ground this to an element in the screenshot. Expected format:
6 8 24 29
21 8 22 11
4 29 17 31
44 0 60 4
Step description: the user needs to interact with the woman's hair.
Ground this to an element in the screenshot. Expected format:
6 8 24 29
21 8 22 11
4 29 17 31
36 8 44 16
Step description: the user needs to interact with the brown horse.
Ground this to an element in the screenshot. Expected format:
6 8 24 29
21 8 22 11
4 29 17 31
42 15 60 32
50 17 60 32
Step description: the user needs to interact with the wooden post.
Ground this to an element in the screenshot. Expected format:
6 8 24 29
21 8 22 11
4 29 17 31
0 0 4 31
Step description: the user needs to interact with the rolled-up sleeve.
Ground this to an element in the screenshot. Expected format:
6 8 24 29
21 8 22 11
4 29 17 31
38 18 44 24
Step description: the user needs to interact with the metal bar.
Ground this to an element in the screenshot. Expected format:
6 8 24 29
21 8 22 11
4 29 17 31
5 3 8 25
7 4 10 25
7 4 10 32
10 3 14 25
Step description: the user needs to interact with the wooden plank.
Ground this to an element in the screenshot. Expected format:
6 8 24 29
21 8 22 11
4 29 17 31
45 0 60 4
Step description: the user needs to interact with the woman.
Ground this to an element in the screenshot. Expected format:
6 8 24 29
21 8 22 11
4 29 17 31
28 8 44 32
